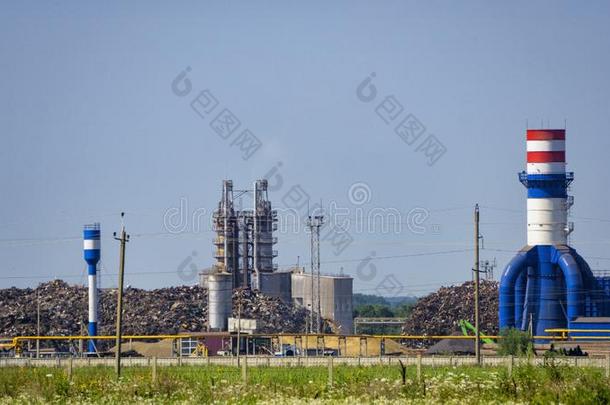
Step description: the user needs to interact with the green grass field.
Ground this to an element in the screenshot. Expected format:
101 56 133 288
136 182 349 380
1 362 609 404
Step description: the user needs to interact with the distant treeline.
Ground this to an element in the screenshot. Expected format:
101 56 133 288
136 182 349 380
352 293 418 334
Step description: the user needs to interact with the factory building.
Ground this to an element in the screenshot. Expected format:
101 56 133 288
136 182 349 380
202 266 354 333
258 271 292 303
291 268 354 334
207 179 286 331
205 179 354 333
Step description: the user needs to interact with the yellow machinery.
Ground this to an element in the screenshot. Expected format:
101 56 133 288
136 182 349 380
192 343 208 357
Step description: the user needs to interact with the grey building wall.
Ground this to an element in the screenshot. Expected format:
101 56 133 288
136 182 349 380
291 271 353 334
259 271 292 303
327 277 354 334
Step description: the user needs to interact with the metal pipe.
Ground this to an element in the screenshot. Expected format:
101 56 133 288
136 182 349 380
556 252 584 323
499 250 529 329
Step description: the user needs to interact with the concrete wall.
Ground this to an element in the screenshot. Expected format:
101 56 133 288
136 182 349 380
259 272 292 303
6 355 606 367
327 277 354 334
291 272 353 334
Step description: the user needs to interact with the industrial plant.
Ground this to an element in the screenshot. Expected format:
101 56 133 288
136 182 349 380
499 129 610 338
202 179 354 334
6 2 610 402
2 128 610 361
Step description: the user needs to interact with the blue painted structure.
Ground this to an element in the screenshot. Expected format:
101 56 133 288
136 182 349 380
83 223 101 353
568 317 610 338
500 245 604 336
499 130 604 338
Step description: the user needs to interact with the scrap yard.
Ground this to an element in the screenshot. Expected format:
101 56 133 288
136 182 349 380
2 129 610 360
3 1 610 403
3 133 610 360
2 126 610 405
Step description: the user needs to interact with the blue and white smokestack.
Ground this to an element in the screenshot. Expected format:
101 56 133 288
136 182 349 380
83 223 101 353
499 130 601 338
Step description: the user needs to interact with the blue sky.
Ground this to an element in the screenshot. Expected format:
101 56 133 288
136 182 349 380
1 1 609 296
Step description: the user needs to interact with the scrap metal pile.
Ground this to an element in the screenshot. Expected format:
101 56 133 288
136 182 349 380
233 288 308 333
0 280 306 338
402 280 499 339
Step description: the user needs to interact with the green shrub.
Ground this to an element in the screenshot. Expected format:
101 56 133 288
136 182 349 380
498 327 534 356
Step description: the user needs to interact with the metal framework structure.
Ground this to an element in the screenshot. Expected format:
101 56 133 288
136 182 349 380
353 317 407 334
307 214 324 333
212 180 278 290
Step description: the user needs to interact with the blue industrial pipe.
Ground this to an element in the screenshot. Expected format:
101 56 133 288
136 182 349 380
520 266 539 332
555 251 584 325
535 246 563 336
499 249 529 330
514 269 527 328
500 245 591 336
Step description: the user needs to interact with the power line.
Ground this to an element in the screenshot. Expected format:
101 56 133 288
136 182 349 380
0 248 475 281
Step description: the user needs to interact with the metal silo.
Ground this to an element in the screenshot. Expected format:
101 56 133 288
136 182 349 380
208 272 232 331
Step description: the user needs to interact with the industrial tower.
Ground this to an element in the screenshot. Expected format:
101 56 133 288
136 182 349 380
307 213 324 333
253 179 279 287
212 179 278 289
208 179 278 330
83 223 101 353
499 129 605 337
213 180 239 285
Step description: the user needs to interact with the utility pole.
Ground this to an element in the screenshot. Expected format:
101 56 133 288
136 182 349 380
79 322 84 355
309 233 314 334
307 213 324 333
236 294 242 366
474 204 481 365
113 213 129 379
36 291 40 359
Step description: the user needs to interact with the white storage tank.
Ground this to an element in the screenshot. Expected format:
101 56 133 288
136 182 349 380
208 272 232 331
